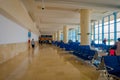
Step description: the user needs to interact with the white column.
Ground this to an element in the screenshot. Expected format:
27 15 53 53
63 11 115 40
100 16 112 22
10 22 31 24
52 34 54 41
54 33 56 41
91 22 94 40
57 30 61 41
55 32 57 41
80 9 90 45
63 26 68 43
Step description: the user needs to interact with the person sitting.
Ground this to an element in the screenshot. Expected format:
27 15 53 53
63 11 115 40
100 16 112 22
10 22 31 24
109 47 116 56
109 42 117 56
103 38 107 44
91 40 95 47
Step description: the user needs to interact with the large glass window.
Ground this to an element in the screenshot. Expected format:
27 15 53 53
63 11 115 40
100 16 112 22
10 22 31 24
104 17 108 25
103 17 109 45
68 29 72 41
91 23 94 41
72 29 76 42
110 15 114 24
104 25 108 34
110 32 114 45
95 27 98 34
117 12 120 39
99 27 102 34
117 32 120 39
117 12 120 22
117 22 120 39
117 22 120 32
104 33 108 45
95 34 98 44
76 26 80 42
110 23 114 32
99 34 102 44
92 12 120 45
60 32 63 41
68 28 76 42
94 22 98 44
99 20 102 26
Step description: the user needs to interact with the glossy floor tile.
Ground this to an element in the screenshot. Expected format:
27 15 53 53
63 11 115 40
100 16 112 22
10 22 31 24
0 44 100 80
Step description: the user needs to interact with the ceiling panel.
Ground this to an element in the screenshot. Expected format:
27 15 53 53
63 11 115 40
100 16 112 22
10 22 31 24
21 0 119 34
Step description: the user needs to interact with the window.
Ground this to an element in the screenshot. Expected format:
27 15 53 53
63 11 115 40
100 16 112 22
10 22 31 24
104 17 108 25
117 32 120 39
104 25 108 33
99 20 102 26
60 32 63 40
110 15 114 24
110 33 114 45
104 33 108 45
110 23 114 32
117 22 120 32
99 34 102 44
117 12 120 22
99 27 102 34
76 26 80 42
68 28 76 42
95 27 98 34
92 12 120 45
95 34 98 44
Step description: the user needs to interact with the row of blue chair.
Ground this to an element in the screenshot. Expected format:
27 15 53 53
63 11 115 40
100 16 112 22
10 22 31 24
92 44 112 52
72 45 96 60
53 41 120 79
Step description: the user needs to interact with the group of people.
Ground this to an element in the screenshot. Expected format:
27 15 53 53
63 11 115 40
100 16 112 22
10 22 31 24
39 39 52 45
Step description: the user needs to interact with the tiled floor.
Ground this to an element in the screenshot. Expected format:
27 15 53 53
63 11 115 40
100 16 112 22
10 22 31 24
0 44 100 80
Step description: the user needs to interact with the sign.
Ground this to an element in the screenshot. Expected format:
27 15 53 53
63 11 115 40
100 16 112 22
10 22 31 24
28 31 31 38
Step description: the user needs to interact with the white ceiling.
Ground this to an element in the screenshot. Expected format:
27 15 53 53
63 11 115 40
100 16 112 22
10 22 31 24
21 0 120 34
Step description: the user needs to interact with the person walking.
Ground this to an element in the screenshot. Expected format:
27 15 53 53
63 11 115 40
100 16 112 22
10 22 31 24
31 38 35 49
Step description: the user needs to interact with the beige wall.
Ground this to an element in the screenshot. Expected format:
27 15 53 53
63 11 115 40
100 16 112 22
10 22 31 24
0 0 39 35
0 42 28 64
0 42 39 64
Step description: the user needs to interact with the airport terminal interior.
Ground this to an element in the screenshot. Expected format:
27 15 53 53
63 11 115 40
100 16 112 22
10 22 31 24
0 0 120 80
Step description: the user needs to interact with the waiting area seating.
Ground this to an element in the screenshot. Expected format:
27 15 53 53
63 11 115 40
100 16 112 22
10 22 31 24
52 41 96 61
103 56 120 79
92 44 112 52
52 41 120 80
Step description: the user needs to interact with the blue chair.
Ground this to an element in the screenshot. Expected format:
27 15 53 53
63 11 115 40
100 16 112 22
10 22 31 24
104 56 120 78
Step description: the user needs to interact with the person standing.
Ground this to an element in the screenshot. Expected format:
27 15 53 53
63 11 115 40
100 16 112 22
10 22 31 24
31 39 35 49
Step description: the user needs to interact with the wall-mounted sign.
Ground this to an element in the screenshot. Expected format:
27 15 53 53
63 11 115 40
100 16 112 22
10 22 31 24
28 31 31 38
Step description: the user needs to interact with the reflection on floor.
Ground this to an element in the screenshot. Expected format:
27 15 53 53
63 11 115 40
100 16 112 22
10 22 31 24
0 44 101 80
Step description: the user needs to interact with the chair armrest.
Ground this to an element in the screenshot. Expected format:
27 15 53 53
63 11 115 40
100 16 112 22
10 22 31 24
106 66 114 71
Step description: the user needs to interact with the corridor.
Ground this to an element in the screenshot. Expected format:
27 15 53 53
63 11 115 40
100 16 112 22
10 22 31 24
0 44 100 80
